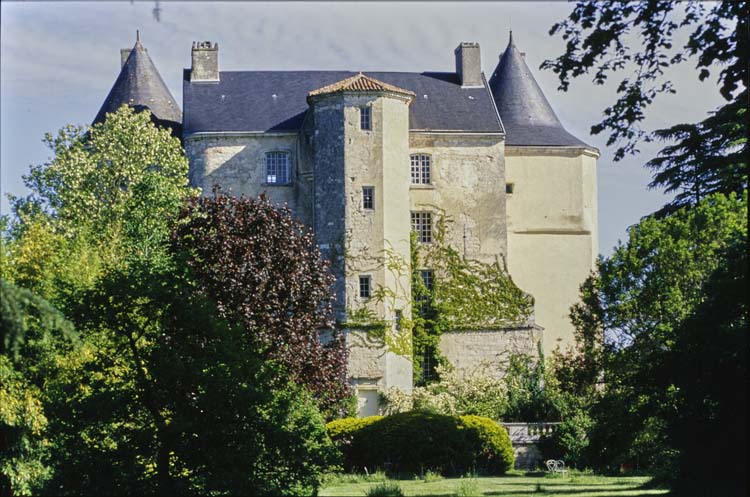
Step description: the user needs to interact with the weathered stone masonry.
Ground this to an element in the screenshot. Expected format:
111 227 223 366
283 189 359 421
96 33 600 416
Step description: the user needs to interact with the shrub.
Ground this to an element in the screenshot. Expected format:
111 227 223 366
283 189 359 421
458 415 515 474
326 416 383 471
335 411 514 476
365 482 404 497
353 411 466 474
327 416 384 441
381 363 507 420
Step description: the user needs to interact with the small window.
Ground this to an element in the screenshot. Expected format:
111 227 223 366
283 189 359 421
362 186 374 210
359 275 371 298
420 269 434 292
360 106 371 130
411 211 432 243
506 183 515 194
410 154 431 184
395 310 403 331
265 151 291 184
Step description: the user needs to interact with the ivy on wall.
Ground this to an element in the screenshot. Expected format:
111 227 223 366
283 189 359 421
342 211 533 385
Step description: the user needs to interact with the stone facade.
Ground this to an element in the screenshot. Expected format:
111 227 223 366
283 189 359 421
175 39 598 416
438 326 543 379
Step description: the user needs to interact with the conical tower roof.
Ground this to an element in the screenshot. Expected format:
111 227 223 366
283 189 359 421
489 32 590 147
94 33 182 130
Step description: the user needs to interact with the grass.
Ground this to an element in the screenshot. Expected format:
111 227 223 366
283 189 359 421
320 471 670 497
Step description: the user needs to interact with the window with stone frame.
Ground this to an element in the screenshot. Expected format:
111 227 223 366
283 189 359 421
410 154 431 184
265 151 291 184
359 275 372 299
411 211 432 243
360 106 371 130
362 186 374 210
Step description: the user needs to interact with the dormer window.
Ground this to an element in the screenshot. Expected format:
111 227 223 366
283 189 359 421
410 154 431 184
265 151 291 184
360 106 371 130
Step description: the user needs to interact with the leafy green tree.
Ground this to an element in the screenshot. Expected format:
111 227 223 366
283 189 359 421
0 280 77 496
555 193 747 475
543 1 746 160
669 237 747 495
4 107 340 495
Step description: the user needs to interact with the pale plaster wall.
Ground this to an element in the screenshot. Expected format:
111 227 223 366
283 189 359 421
409 134 507 263
185 133 312 225
438 327 543 379
505 146 598 354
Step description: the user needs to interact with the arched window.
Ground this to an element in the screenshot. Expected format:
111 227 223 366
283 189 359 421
410 154 431 184
265 151 291 184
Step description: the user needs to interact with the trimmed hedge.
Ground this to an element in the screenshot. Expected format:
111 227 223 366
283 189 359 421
458 415 515 474
326 416 383 470
327 411 514 475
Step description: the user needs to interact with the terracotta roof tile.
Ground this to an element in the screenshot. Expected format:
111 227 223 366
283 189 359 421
308 73 415 98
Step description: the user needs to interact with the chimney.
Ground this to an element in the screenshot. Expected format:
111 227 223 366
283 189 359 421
190 41 219 82
454 42 482 87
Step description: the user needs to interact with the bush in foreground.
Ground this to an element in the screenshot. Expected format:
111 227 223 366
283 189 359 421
329 411 514 475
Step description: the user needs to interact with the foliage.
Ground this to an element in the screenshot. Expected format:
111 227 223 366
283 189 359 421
327 416 384 472
337 411 514 476
669 236 747 496
543 1 747 161
0 280 78 496
458 415 515 475
172 192 350 416
503 347 564 423
412 215 533 382
327 416 384 442
381 363 507 421
365 482 405 497
2 108 344 495
646 94 747 214
0 357 50 496
553 193 747 475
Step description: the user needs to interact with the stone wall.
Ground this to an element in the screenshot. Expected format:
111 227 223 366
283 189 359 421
438 326 543 378
184 132 312 225
409 133 507 263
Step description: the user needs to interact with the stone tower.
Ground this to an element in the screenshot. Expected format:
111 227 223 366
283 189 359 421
94 32 182 134
307 74 416 412
489 32 599 355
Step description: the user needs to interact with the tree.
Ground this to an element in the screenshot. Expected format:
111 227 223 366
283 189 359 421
543 1 747 160
0 280 77 496
543 1 747 213
669 237 747 495
4 107 341 495
555 192 747 476
171 193 351 417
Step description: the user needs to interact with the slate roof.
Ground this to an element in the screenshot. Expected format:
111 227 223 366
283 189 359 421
94 36 182 129
488 32 592 148
308 73 416 99
183 70 502 136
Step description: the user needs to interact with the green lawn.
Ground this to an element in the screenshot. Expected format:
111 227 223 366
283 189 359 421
320 472 669 497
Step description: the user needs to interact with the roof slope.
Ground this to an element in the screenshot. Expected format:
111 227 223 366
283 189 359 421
94 37 182 127
488 33 591 148
308 73 415 98
183 71 502 135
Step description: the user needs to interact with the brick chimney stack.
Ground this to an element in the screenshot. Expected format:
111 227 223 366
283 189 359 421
455 42 483 88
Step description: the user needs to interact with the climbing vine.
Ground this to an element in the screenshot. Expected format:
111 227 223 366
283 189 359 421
343 211 533 385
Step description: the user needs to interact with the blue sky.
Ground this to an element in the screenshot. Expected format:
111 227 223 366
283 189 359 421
0 1 725 255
